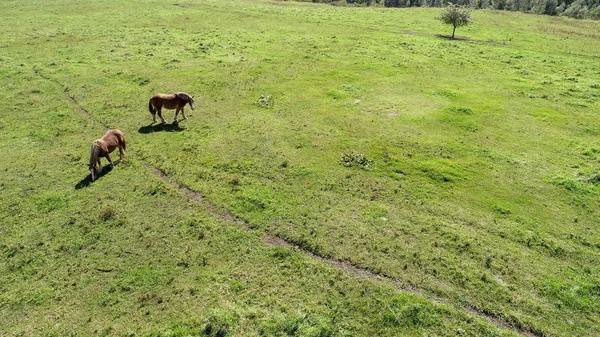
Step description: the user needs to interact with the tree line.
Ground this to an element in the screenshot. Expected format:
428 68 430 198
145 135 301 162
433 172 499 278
314 0 600 20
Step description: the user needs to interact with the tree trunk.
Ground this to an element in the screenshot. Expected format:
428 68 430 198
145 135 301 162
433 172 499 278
452 25 456 39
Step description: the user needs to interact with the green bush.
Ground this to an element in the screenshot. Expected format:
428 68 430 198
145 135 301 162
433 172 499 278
339 152 373 169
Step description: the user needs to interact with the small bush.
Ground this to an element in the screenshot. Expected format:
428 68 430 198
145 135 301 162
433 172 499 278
339 152 373 169
255 95 273 108
446 106 473 114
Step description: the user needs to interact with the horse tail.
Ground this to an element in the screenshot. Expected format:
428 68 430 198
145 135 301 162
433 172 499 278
111 130 126 152
118 131 126 152
148 98 155 114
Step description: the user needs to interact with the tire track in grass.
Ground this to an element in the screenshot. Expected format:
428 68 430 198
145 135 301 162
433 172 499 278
38 70 540 337
145 164 540 337
34 68 110 129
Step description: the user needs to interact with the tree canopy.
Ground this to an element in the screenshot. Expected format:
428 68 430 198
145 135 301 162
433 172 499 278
438 4 472 39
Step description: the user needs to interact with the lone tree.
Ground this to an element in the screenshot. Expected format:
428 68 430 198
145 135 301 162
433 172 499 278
438 4 472 39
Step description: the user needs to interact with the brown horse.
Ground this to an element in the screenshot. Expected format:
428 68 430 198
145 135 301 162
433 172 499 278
89 129 126 181
148 92 195 124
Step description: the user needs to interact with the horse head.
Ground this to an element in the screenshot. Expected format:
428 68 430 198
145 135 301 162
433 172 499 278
89 164 97 182
89 141 103 182
177 93 195 110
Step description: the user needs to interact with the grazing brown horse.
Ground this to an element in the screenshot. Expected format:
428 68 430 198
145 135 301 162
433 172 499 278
89 129 126 181
148 92 195 124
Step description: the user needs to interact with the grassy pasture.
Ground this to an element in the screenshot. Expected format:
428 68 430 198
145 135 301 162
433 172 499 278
1 0 600 336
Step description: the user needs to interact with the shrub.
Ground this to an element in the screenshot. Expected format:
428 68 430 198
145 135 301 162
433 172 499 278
563 0 590 18
339 152 373 169
384 0 403 7
255 95 273 108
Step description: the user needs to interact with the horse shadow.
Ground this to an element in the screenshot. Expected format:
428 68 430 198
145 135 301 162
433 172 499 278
138 121 185 134
75 160 121 189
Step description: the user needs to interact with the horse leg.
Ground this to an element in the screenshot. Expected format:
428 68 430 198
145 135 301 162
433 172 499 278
98 158 103 173
119 146 124 161
151 104 157 123
106 154 114 168
158 108 167 125
181 107 187 120
174 107 180 123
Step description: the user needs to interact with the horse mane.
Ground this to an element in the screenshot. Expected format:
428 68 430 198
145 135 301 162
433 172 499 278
89 142 101 168
89 140 108 168
176 92 191 102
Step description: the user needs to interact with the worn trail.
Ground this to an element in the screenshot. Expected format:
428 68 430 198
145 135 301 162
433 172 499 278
148 164 539 337
34 68 110 130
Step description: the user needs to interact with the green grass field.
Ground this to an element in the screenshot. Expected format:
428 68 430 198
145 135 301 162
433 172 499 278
1 0 599 336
